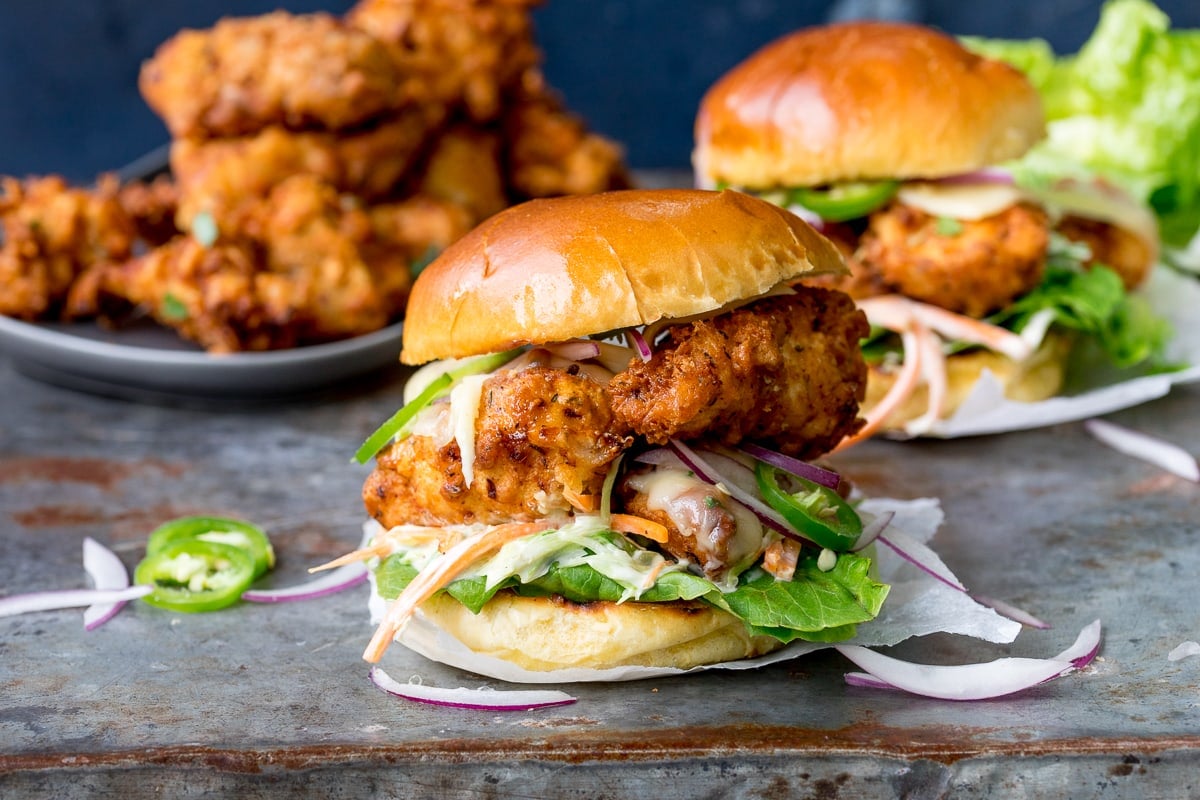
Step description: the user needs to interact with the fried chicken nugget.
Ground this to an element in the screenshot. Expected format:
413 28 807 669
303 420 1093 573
0 175 136 319
347 0 542 122
608 288 869 460
76 176 473 352
140 11 403 139
169 107 447 232
502 82 631 199
364 366 630 528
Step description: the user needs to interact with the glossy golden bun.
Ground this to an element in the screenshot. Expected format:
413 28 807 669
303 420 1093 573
400 188 847 364
412 591 784 672
863 333 1072 432
694 21 1045 188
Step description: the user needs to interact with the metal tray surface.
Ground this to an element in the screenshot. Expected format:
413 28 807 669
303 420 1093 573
1 355 1199 798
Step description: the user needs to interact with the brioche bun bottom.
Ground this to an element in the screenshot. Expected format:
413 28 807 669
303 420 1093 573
414 592 783 672
370 584 784 673
863 333 1072 432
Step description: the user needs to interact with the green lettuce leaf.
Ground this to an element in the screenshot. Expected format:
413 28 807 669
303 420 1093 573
990 237 1171 368
965 0 1200 247
374 547 889 645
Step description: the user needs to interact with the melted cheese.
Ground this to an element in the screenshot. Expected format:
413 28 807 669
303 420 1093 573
897 181 1025 221
626 467 764 586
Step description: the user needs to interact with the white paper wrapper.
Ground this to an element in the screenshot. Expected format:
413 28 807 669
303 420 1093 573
910 267 1200 438
375 498 1026 684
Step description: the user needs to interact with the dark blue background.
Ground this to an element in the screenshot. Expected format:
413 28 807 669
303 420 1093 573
2 1 1197 179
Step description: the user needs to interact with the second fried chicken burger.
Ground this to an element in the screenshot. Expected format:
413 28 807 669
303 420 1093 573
694 21 1166 440
338 188 894 679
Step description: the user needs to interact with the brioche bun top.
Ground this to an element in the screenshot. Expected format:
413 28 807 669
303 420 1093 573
400 189 846 364
693 21 1045 188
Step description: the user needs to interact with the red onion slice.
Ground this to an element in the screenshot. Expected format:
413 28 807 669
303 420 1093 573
242 561 368 603
369 666 576 711
82 537 133 631
1083 418 1200 482
973 595 1051 630
876 529 966 592
736 442 841 489
852 511 894 552
1168 641 1200 662
627 329 653 362
930 168 1015 186
837 620 1101 700
543 340 602 362
0 586 152 619
668 439 807 544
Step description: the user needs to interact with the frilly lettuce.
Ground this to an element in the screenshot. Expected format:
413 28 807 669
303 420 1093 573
964 0 1200 248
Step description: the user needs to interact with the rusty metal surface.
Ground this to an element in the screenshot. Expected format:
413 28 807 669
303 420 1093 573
2 352 1200 799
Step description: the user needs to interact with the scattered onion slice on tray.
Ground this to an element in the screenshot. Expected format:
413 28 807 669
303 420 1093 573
875 528 966 592
369 666 576 711
0 586 152 619
82 537 135 631
1083 418 1200 482
242 561 368 603
837 620 1102 700
973 595 1051 630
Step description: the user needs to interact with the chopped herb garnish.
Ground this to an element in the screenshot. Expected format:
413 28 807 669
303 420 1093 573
934 217 964 237
161 293 188 321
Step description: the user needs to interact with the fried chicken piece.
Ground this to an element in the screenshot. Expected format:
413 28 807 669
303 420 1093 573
169 108 446 232
364 366 630 528
415 124 509 224
857 201 1049 317
619 467 749 580
117 175 180 246
1056 214 1155 290
800 221 890 301
608 288 868 460
74 176 474 351
347 0 542 122
503 82 631 199
140 12 403 138
0 175 136 319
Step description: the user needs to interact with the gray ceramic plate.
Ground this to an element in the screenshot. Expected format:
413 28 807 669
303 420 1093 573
0 315 405 401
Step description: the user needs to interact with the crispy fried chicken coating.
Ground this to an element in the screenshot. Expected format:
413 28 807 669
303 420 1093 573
503 83 631 199
0 175 136 319
116 175 180 247
1056 214 1154 290
169 109 446 231
608 288 869 460
415 124 508 224
347 0 542 122
71 176 473 351
364 366 630 528
857 201 1049 317
139 12 404 139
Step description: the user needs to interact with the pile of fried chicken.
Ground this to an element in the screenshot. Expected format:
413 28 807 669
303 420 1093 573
0 0 629 352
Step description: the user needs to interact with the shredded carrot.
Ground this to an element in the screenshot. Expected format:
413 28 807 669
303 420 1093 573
609 513 670 544
563 486 598 513
362 521 547 663
638 557 670 591
309 528 463 573
834 324 924 453
908 302 1032 362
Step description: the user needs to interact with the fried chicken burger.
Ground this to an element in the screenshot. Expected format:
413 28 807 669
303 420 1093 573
334 188 895 678
694 21 1166 440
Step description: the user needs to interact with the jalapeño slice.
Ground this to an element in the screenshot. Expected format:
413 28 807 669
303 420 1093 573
146 516 274 579
788 180 899 222
754 461 862 551
135 540 257 613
